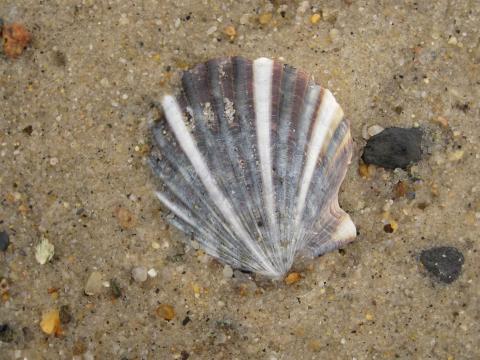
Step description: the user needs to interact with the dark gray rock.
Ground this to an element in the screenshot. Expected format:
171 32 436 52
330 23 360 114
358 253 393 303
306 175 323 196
0 323 14 343
420 246 464 284
362 127 423 169
0 231 9 251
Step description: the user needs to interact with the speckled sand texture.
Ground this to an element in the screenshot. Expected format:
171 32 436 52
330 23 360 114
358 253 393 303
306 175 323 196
1 1 479 359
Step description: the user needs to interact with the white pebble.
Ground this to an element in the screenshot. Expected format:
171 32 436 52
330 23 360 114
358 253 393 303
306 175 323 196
222 265 233 278
367 125 384 137
85 271 103 295
147 268 158 278
206 26 217 35
132 267 148 282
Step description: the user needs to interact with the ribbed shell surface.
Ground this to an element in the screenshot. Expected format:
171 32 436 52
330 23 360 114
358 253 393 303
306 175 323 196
149 57 356 278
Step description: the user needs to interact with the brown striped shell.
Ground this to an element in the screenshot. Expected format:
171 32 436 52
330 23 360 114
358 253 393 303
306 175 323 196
149 56 356 278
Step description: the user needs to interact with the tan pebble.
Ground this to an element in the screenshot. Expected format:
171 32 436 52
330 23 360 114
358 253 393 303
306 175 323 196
192 283 201 298
258 13 273 25
390 220 398 231
448 36 458 45
308 339 322 352
114 206 136 229
358 163 369 178
35 238 55 265
432 116 449 128
84 271 103 296
18 203 29 215
367 125 384 137
40 309 61 335
365 313 374 321
448 150 464 161
284 272 301 285
329 28 340 43
240 13 250 25
156 304 175 321
310 14 321 24
223 25 236 40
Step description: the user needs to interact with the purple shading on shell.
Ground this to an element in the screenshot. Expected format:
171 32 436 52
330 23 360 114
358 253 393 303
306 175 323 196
149 56 356 278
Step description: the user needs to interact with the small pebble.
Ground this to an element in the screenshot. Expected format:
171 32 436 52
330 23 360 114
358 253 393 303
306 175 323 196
308 339 322 352
448 150 464 162
239 14 250 25
432 116 449 128
206 26 217 35
284 272 301 285
114 207 136 229
362 127 423 169
2 23 31 59
448 36 458 45
223 25 236 40
0 231 9 251
84 271 103 295
0 323 14 343
367 125 384 138
329 28 340 43
420 246 464 284
222 265 233 278
310 14 321 24
258 13 273 25
156 304 175 321
147 268 158 278
35 238 55 265
132 266 148 282
40 309 61 335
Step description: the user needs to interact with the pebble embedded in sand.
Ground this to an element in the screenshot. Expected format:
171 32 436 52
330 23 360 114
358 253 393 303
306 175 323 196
362 127 423 169
0 231 9 251
132 266 148 282
35 238 55 265
156 304 175 321
84 272 103 295
420 247 464 284
40 309 61 335
2 23 32 59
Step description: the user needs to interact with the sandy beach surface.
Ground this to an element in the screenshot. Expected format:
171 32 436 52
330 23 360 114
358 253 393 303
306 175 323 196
1 1 479 359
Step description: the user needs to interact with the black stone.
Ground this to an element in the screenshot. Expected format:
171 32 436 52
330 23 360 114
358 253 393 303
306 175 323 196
362 127 423 169
0 231 9 251
182 316 191 326
420 246 464 284
0 324 14 343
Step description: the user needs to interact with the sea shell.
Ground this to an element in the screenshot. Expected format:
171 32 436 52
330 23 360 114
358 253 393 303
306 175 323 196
149 56 356 278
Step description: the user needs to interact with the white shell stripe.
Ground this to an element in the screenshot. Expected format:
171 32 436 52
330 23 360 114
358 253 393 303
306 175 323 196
294 90 344 229
253 58 281 270
161 95 277 275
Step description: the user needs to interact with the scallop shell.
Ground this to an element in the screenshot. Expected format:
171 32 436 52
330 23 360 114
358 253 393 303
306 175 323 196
149 57 356 278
